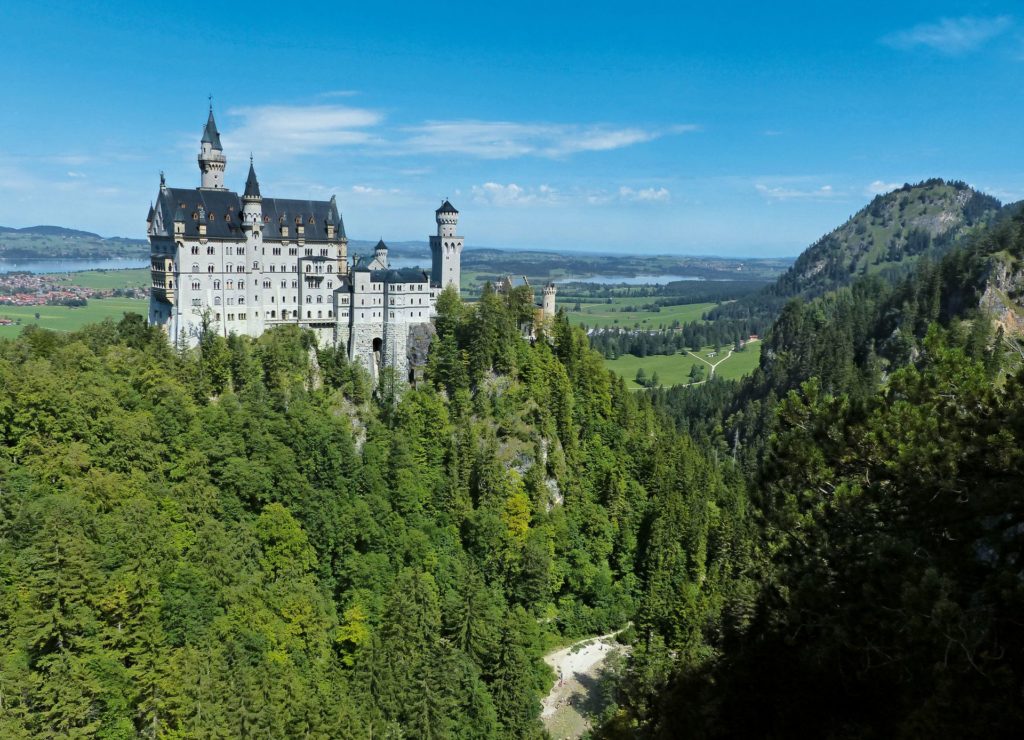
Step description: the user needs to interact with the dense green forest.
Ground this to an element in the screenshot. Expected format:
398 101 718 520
0 286 752 737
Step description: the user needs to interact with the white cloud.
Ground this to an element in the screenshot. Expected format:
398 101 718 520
402 121 695 159
66 171 86 178
225 104 384 157
619 186 671 202
882 16 1012 54
350 184 401 197
865 180 902 195
471 182 560 206
755 183 838 201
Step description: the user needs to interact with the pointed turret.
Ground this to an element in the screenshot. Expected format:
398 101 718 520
243 157 261 199
430 199 463 293
201 107 223 150
198 104 227 189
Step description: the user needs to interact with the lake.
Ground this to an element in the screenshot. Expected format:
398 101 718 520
0 258 149 274
559 274 703 285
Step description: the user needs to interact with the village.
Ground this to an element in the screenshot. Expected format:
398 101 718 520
0 271 144 308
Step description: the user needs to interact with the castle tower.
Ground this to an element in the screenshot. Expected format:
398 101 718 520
542 281 557 318
367 238 389 270
429 200 463 293
241 156 262 226
198 106 226 189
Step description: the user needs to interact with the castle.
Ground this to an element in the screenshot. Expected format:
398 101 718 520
147 107 509 383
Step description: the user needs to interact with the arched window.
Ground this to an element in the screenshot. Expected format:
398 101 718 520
207 246 214 254
226 264 232 273
191 281 200 290
317 310 322 318
316 295 323 303
306 311 311 318
328 310 333 318
238 280 245 290
306 296 312 304
191 245 199 255
226 280 233 290
327 264 333 273
238 297 245 305
207 264 214 273
214 296 221 305
252 261 259 270
213 280 221 289
191 263 199 273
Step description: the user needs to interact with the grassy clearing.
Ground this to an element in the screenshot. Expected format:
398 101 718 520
46 268 151 291
606 342 762 389
0 298 148 338
566 300 716 329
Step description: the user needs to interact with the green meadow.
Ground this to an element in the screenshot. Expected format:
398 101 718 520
565 298 717 328
0 298 149 338
606 342 762 389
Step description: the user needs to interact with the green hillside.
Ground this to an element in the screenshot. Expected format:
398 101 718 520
709 179 1002 324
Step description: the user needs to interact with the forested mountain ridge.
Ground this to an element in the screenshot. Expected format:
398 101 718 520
709 179 1002 325
602 194 1024 738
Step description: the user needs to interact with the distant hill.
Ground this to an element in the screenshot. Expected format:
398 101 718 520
0 225 104 239
0 226 148 260
709 179 1002 322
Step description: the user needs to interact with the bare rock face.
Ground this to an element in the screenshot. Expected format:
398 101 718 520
406 322 436 385
980 256 1024 337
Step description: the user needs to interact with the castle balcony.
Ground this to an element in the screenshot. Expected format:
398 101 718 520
150 284 175 305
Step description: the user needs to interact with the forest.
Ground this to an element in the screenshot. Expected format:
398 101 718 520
1 188 1023 738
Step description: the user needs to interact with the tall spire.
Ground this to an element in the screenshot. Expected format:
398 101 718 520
244 156 261 199
201 105 223 150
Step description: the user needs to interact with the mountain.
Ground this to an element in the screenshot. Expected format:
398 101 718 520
0 225 104 238
709 179 1002 322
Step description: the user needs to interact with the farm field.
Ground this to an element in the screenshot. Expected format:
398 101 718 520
0 298 148 338
48 268 150 291
606 342 761 389
566 299 717 328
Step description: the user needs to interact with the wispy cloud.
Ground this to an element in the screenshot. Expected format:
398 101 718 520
882 16 1012 55
401 121 696 159
350 184 401 197
473 182 672 207
755 183 838 201
618 186 671 202
226 104 384 156
865 180 901 195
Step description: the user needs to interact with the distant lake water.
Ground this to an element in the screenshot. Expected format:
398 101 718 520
0 258 149 274
560 274 703 285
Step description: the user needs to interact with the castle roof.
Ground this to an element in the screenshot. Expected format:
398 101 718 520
374 239 388 250
201 108 223 150
153 187 345 241
244 160 261 199
369 268 429 284
436 199 458 214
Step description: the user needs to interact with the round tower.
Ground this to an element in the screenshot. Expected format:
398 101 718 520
430 200 463 293
542 282 557 318
198 106 226 189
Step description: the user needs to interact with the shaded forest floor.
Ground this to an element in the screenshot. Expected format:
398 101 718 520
541 628 630 739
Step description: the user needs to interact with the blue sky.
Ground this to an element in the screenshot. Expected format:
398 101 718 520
0 1 1020 257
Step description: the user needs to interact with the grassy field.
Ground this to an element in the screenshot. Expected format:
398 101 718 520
566 299 717 329
0 298 148 338
47 268 150 291
606 342 762 389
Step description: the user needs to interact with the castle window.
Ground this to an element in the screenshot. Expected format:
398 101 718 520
289 248 297 256
207 246 214 255
192 298 202 306
214 296 221 305
191 245 199 255
227 297 234 306
305 248 312 257
226 264 232 273
307 311 311 318
328 310 333 317
207 264 214 273
263 280 271 289
215 313 221 321
264 216 270 223
213 280 221 289
228 314 234 321
305 265 311 273
270 264 276 272
317 295 323 303
252 261 258 269
327 264 333 272
317 310 322 318
271 311 276 318
239 313 246 320
272 247 281 255
291 280 298 288
191 281 200 290
280 280 287 288
191 263 199 273
327 281 333 289
192 212 198 220
238 280 245 289
238 297 245 305
309 216 315 225
225 214 231 221
306 296 311 304
295 216 302 225
226 280 234 290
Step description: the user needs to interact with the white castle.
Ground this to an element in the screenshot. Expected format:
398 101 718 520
147 107 487 383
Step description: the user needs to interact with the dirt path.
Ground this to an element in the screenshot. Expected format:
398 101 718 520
540 627 631 739
687 348 733 378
